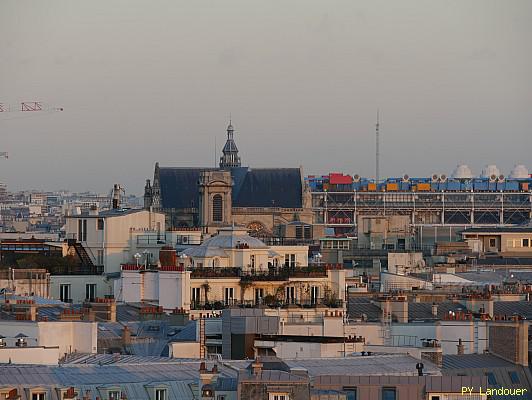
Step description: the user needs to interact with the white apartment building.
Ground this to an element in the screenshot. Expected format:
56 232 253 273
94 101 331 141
64 208 166 274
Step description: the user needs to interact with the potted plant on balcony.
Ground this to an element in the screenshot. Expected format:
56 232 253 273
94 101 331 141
201 282 211 306
239 280 252 305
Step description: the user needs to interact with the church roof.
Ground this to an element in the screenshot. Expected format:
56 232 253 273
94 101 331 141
232 167 303 208
158 167 303 210
159 167 215 209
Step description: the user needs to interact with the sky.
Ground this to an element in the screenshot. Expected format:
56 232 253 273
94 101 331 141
1 0 531 195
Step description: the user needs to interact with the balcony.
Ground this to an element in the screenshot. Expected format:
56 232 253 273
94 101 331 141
190 297 343 311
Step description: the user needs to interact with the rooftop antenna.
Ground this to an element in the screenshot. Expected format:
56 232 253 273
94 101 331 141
376 109 380 184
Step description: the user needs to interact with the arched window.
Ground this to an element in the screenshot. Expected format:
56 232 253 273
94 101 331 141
212 194 223 222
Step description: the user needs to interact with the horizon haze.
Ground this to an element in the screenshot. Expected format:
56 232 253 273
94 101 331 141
1 0 531 195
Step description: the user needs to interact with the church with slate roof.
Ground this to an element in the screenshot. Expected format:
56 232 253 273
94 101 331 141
144 122 315 236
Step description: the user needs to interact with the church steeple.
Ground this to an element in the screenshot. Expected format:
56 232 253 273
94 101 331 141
219 119 241 169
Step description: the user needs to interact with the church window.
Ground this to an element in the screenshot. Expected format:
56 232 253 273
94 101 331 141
213 194 223 222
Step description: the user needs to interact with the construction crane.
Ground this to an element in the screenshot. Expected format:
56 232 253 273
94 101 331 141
0 101 64 158
0 101 63 113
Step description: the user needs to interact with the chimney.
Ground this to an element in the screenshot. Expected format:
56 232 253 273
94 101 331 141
122 326 131 345
251 360 263 376
112 184 122 209
89 204 99 216
416 362 424 376
431 303 438 317
457 338 465 355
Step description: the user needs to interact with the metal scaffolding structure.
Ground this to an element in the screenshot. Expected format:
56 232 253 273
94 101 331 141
312 190 532 228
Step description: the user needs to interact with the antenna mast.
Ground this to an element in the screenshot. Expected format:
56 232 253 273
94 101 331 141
376 109 380 185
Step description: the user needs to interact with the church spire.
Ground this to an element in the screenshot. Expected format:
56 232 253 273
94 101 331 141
219 119 241 169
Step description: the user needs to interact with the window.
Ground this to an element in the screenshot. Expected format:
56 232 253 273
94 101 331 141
60 284 71 303
269 394 288 400
32 394 46 400
212 194 223 222
97 218 104 230
217 396 226 400
286 286 295 304
509 371 520 384
82 219 87 241
192 287 201 305
295 225 303 239
255 288 264 304
155 389 167 400
343 387 357 400
78 219 82 241
86 283 96 302
290 254 296 267
310 286 319 305
250 255 256 269
304 225 311 239
523 238 530 248
382 387 396 400
486 372 497 385
489 238 496 248
224 287 234 305
108 391 120 400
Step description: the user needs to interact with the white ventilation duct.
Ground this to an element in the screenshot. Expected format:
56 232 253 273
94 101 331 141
509 164 529 179
481 165 500 179
452 164 473 179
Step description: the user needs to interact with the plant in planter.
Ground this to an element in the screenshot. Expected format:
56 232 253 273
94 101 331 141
201 282 211 304
262 294 277 307
239 280 252 303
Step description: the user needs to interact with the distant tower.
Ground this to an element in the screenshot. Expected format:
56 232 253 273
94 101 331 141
143 179 152 209
375 109 380 184
219 119 241 169
151 162 161 211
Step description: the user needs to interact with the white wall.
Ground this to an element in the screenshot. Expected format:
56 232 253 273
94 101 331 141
0 321 97 358
390 321 488 354
168 341 200 358
50 275 112 303
0 346 60 365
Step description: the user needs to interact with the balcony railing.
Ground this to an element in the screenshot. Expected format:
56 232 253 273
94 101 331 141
190 298 343 311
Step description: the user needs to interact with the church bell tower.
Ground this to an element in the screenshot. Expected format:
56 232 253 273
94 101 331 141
219 120 241 169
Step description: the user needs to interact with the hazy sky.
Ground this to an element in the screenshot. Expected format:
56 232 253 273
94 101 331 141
1 0 531 195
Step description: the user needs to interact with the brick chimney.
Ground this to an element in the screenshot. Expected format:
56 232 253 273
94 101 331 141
122 326 131 345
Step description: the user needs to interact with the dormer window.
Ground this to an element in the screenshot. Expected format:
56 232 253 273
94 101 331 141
108 391 120 400
155 389 167 400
